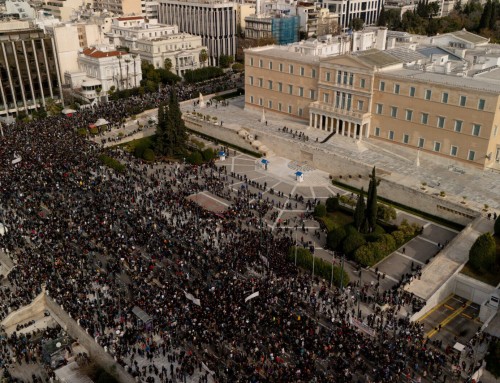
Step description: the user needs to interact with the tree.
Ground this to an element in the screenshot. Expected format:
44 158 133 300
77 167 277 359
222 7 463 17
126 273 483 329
154 101 169 156
495 215 500 236
164 58 173 72
314 203 327 218
199 49 208 67
377 6 387 26
349 18 364 31
479 0 493 30
326 196 339 212
219 55 234 68
365 167 378 233
167 90 187 157
353 188 366 232
377 204 397 222
327 226 346 250
469 232 496 272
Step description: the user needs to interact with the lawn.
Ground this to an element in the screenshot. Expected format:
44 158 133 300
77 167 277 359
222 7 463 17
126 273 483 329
120 136 154 153
460 234 500 286
320 210 353 231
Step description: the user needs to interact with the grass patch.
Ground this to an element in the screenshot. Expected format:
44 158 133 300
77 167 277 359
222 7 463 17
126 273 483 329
98 154 126 173
332 179 466 231
212 89 244 101
120 136 154 153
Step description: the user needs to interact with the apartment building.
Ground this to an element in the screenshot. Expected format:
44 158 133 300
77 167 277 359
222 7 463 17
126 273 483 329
158 0 236 66
320 0 382 31
245 32 500 169
92 0 142 16
0 27 63 117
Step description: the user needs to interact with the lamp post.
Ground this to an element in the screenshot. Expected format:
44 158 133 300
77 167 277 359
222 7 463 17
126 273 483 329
330 251 335 287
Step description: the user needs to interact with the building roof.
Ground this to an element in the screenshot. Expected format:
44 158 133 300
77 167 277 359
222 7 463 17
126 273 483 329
353 49 402 68
386 47 426 63
116 16 144 21
383 68 500 93
246 46 320 64
448 29 489 45
417 46 463 61
82 47 125 58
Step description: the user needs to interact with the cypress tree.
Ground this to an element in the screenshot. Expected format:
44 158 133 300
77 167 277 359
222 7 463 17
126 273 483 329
155 102 168 156
354 188 366 232
168 90 187 156
377 6 387 26
479 0 492 30
365 167 378 232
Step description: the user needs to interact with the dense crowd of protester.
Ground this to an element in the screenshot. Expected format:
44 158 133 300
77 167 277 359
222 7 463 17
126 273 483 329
0 75 486 383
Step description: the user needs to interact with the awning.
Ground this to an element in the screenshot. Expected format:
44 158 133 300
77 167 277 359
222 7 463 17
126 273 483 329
61 108 77 115
295 171 303 176
94 118 109 126
261 159 269 164
218 151 226 156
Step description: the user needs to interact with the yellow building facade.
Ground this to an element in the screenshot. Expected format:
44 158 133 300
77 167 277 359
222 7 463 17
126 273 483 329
245 48 500 169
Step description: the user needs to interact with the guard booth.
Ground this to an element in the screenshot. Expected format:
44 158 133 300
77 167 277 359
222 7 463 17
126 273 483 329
295 171 304 182
132 306 153 330
261 158 269 170
218 151 226 161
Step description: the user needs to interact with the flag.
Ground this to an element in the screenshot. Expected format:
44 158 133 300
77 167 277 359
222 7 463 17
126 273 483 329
202 362 215 375
245 291 259 303
260 255 269 267
184 291 201 306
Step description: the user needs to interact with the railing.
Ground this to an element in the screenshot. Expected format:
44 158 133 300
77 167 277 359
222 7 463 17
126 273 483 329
310 102 369 120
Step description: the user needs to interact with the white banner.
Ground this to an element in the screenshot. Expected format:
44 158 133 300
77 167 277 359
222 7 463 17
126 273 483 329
245 291 259 303
12 157 21 164
184 291 201 306
349 317 376 337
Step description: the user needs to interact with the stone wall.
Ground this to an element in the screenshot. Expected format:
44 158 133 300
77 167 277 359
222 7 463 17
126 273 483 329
1 290 47 329
454 273 496 305
45 295 135 383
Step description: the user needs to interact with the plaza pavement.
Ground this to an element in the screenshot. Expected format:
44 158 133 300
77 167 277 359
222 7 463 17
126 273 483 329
181 96 500 212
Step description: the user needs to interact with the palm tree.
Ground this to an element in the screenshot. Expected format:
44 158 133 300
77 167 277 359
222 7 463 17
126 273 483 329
199 49 208 67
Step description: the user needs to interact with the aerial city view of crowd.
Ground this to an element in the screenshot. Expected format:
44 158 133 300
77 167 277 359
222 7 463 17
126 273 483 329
0 75 488 383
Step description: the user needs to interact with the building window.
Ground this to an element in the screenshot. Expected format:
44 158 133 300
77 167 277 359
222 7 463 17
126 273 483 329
337 70 342 84
459 95 467 107
406 110 413 121
300 66 304 76
268 80 273 90
259 59 263 68
289 65 294 74
390 106 398 118
468 150 475 161
278 103 282 111
388 130 395 140
379 81 385 91
298 108 303 116
409 86 416 97
442 92 448 103
478 99 485 110
437 116 445 128
343 72 348 84
324 93 329 103
357 100 364 111
394 84 400 94
278 82 283 92
249 76 253 85
250 57 254 66
425 89 432 100
288 105 292 114
472 124 481 136
279 63 283 72
298 87 304 97
450 146 458 157
259 98 263 106
349 73 353 85
375 127 380 136
310 90 315 99
403 134 410 144
326 72 331 82
312 69 316 78
269 61 273 70
421 113 429 124
418 138 425 148
258 78 263 87
434 142 441 152
268 100 272 108
376 104 383 114
360 78 365 88
454 120 463 132
494 126 498 136
288 85 293 95
250 96 254 103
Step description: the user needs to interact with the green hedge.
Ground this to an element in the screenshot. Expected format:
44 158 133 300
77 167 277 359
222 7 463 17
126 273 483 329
183 67 224 84
469 232 496 272
288 247 349 287
186 129 261 158
98 154 126 173
485 339 500 378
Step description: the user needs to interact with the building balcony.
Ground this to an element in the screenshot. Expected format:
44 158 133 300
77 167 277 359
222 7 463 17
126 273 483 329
309 101 370 121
